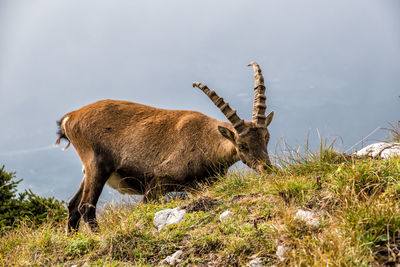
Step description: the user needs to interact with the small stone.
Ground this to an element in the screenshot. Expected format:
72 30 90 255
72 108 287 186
159 250 183 266
219 210 233 222
276 245 288 262
294 209 320 227
247 257 264 267
154 207 186 231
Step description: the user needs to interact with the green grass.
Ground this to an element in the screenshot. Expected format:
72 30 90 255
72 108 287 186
0 147 399 266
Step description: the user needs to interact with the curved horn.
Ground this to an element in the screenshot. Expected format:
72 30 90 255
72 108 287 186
248 61 267 127
193 82 249 136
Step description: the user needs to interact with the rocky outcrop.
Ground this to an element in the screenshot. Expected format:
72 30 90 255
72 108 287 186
355 142 400 159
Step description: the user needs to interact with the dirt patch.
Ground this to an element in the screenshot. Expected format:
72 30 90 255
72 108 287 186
183 196 222 213
374 237 400 266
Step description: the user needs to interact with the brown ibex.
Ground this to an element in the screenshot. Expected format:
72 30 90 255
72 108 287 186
56 62 274 231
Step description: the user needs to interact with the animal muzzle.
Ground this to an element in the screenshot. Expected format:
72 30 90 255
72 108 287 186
254 157 272 173
257 163 272 173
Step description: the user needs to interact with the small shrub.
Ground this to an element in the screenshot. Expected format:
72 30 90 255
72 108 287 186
0 166 67 233
66 233 96 257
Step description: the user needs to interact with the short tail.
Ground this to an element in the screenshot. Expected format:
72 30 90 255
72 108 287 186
55 117 71 150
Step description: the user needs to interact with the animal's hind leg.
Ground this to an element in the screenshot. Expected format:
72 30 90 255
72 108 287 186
78 163 111 231
67 179 84 232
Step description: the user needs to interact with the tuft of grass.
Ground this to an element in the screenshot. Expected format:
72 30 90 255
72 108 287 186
384 121 400 143
341 201 400 265
330 158 400 202
66 233 99 258
274 135 349 176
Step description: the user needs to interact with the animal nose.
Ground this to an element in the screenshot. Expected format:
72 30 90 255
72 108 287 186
257 164 270 173
257 161 273 173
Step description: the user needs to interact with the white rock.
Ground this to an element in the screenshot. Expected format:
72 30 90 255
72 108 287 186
159 250 183 266
247 257 264 267
294 209 320 227
154 207 186 231
355 142 400 159
219 210 233 222
276 245 288 262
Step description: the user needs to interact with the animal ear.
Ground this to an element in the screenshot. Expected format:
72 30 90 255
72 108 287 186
218 126 236 143
265 110 274 127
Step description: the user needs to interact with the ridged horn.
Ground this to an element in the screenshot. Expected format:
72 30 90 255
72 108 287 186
248 61 267 127
193 82 249 136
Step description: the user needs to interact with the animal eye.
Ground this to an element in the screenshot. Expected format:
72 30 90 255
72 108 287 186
238 144 248 151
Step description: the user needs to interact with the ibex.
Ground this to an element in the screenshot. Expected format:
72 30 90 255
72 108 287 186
56 62 274 232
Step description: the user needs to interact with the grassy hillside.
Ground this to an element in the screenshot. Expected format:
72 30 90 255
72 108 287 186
1 148 399 266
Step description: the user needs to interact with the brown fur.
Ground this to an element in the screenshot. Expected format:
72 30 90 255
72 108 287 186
59 100 242 231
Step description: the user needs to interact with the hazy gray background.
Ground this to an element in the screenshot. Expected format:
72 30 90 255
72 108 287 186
0 0 399 203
